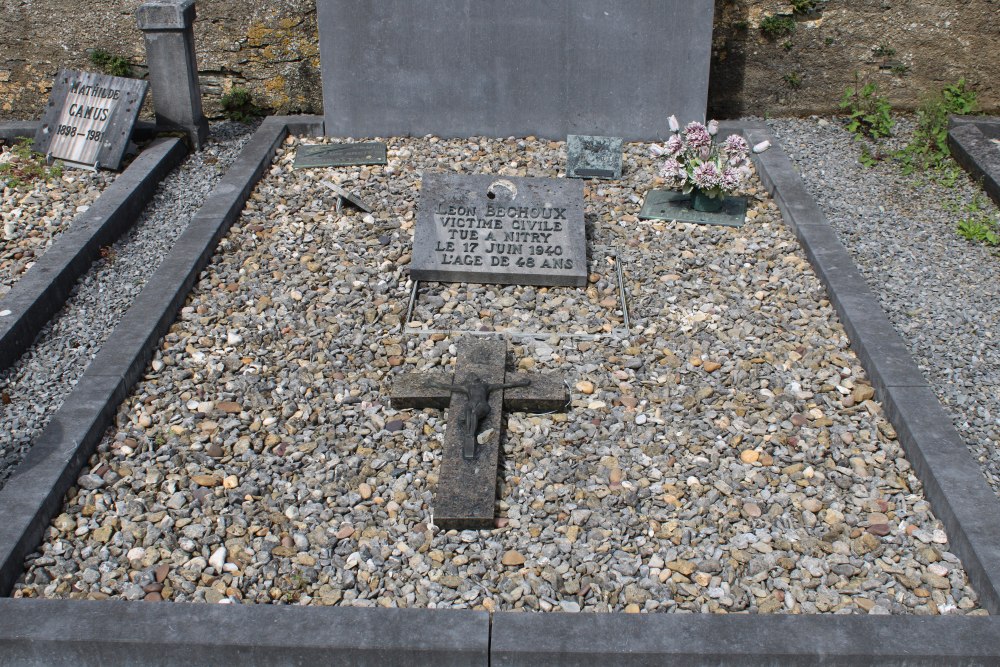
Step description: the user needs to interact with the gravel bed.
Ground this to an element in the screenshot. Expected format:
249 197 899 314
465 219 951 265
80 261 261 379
0 122 254 490
12 134 983 615
767 116 1000 494
1 158 117 300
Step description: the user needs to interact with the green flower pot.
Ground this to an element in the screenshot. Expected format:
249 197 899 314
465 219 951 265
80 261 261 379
691 189 725 213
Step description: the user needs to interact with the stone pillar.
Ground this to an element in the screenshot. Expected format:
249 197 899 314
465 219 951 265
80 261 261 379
137 0 209 149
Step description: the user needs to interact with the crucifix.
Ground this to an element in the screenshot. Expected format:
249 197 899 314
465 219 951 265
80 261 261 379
390 337 568 530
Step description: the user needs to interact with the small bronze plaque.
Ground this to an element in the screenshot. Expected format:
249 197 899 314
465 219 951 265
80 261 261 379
294 142 388 169
638 189 748 228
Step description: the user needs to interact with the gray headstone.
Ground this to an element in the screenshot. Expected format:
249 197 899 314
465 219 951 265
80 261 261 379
410 173 587 287
294 142 388 169
317 0 714 141
567 135 623 180
34 70 148 170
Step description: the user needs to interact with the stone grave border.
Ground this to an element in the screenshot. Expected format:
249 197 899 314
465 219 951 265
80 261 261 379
1 118 1000 665
949 115 1000 207
0 136 187 370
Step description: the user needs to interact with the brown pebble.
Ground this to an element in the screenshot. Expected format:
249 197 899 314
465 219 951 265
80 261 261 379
205 443 224 458
144 592 163 602
336 525 355 539
502 550 526 566
868 523 891 536
217 401 242 414
191 474 220 487
154 564 169 583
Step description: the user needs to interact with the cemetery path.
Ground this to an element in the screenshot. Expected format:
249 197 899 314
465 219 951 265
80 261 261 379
0 122 254 491
768 116 1000 499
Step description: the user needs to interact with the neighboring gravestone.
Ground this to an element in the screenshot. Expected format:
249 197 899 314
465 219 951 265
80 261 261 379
567 135 623 180
317 0 714 140
410 173 587 287
34 70 147 170
391 337 568 530
137 0 209 149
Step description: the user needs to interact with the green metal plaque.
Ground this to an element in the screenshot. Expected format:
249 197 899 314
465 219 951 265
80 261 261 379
638 189 748 228
567 135 623 180
294 142 388 169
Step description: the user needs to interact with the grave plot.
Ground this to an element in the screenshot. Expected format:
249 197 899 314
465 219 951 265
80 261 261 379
9 134 985 617
0 155 117 300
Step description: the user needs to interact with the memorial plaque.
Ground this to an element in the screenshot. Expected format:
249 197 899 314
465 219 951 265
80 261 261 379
567 135 623 180
638 189 748 228
294 142 387 169
410 173 587 287
34 69 148 170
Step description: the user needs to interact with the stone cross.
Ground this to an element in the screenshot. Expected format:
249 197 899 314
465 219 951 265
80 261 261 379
391 337 568 530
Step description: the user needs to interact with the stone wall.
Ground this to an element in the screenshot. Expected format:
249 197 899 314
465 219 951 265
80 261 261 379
1 0 997 123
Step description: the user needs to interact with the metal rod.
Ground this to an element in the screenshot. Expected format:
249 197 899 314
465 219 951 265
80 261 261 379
403 327 611 341
615 252 631 332
404 280 419 326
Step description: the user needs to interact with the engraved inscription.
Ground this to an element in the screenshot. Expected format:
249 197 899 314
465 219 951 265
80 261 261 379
34 69 147 170
432 203 574 270
410 173 587 287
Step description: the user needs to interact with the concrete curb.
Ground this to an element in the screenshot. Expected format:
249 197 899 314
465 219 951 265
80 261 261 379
0 122 41 144
492 613 1000 666
747 126 1000 615
0 137 187 371
1 117 999 665
948 115 1000 207
0 599 488 666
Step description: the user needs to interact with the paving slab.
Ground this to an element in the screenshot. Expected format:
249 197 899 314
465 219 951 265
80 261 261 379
0 599 488 666
492 613 1000 666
